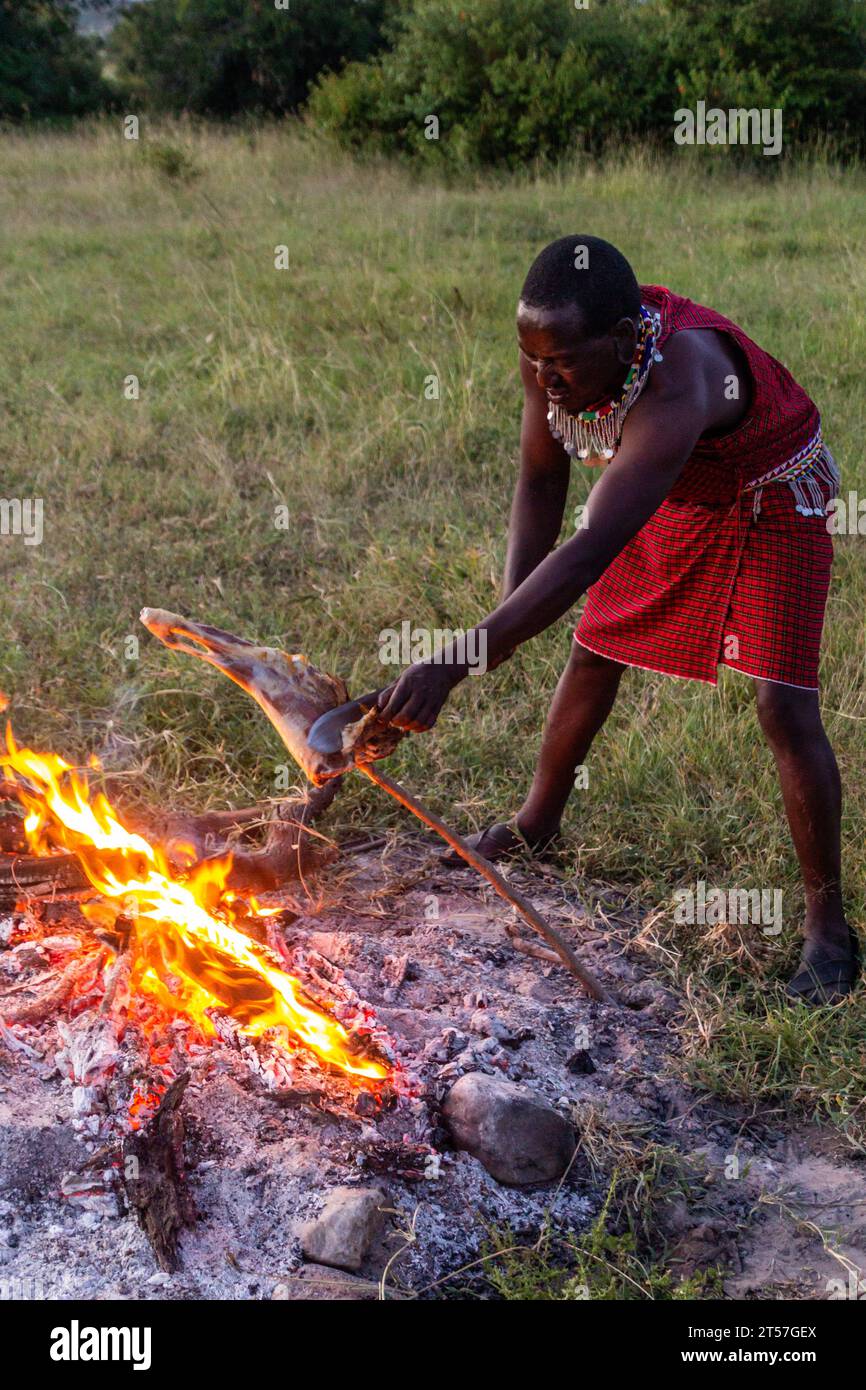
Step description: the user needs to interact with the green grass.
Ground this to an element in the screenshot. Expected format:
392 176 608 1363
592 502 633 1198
1 120 865 1144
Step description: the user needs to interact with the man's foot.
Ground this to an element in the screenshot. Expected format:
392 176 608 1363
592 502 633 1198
439 820 559 867
787 929 859 1006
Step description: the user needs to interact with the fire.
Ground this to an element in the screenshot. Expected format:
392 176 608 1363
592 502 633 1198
0 727 389 1083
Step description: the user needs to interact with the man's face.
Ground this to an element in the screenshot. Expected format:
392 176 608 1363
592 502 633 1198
516 300 636 414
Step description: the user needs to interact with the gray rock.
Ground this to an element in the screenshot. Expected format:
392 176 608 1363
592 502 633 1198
469 1010 517 1045
442 1072 577 1186
299 1186 388 1272
436 1059 466 1081
423 1027 470 1063
463 990 489 1009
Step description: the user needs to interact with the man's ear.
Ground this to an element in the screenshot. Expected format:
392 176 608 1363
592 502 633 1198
611 315 638 365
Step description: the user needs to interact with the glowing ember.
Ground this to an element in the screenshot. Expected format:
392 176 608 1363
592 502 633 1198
0 726 390 1084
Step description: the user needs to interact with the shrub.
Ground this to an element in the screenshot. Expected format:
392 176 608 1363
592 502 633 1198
140 139 201 183
308 0 866 168
660 0 866 154
309 0 668 168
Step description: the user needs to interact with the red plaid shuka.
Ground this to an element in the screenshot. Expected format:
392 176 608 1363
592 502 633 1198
574 285 838 690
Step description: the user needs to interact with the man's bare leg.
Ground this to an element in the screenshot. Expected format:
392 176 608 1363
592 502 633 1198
516 642 626 842
754 679 855 1003
444 641 625 861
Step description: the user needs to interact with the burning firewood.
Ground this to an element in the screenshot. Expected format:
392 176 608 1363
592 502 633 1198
0 809 27 852
0 851 88 907
132 784 343 896
199 779 342 893
0 729 399 1085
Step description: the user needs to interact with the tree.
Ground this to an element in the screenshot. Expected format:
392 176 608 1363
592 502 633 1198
0 0 111 119
108 0 398 116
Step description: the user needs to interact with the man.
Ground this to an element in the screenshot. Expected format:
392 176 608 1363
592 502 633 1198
377 236 854 1005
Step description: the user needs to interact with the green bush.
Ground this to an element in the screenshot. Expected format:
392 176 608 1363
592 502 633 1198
660 0 866 153
140 138 202 183
309 0 663 168
308 0 866 167
0 0 112 120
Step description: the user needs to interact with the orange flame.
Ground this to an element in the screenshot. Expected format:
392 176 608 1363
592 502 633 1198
0 727 389 1083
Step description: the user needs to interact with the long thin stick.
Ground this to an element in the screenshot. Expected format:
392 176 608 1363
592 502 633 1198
358 763 609 1002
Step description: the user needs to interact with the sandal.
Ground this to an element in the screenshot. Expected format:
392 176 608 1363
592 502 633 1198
439 820 558 867
786 930 860 1006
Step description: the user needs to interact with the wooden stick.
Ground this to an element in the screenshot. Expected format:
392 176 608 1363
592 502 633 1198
0 957 86 1025
0 851 88 905
358 763 609 1002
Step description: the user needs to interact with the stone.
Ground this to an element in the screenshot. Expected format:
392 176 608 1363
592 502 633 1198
469 1010 518 1045
442 1072 577 1186
423 1027 468 1063
463 990 489 1009
298 1186 388 1272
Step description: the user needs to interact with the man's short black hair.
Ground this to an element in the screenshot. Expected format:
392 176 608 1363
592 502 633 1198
520 235 641 337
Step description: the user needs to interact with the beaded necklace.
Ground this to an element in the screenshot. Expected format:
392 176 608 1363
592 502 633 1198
547 305 664 461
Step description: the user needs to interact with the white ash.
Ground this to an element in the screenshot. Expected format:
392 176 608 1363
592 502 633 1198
0 835 814 1299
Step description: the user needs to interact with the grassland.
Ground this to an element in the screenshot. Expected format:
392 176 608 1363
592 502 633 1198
1 121 865 1146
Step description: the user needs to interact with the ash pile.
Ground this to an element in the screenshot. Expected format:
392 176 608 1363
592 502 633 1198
0 822 682 1300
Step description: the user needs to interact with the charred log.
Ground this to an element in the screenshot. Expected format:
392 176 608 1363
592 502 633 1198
121 1072 195 1273
0 852 88 906
0 955 89 1025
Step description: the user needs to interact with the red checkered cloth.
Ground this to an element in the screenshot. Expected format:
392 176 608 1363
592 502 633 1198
574 286 834 689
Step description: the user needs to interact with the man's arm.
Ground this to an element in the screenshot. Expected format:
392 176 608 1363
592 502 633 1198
379 341 710 731
501 351 572 599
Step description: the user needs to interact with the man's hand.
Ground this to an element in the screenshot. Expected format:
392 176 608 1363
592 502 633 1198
376 660 463 732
